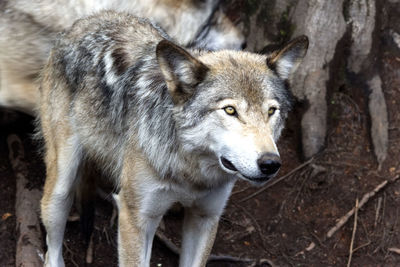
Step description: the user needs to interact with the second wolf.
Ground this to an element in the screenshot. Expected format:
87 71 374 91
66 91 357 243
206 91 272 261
0 0 244 114
39 11 308 267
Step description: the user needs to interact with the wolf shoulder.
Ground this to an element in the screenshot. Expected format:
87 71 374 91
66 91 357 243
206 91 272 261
47 11 169 96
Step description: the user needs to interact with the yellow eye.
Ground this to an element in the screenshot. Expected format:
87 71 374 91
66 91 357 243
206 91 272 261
268 107 277 116
224 106 237 116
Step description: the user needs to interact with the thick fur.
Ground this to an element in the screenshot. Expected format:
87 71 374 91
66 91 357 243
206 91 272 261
0 0 244 114
39 11 308 267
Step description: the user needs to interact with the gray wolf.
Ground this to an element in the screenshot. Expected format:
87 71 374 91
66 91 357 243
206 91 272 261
0 0 244 115
38 11 308 267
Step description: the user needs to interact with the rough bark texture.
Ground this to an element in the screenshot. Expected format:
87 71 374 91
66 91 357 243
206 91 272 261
240 0 388 163
346 0 389 165
368 75 388 169
291 0 346 158
347 0 376 74
392 30 400 48
244 0 293 53
7 134 44 267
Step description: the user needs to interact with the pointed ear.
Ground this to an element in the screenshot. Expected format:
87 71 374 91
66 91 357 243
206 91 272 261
156 40 209 104
266 35 309 79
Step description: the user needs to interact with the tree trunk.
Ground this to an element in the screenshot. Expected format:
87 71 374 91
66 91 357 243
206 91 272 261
233 0 389 164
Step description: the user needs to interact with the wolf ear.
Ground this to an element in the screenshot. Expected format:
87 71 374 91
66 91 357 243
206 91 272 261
266 36 309 79
156 40 209 104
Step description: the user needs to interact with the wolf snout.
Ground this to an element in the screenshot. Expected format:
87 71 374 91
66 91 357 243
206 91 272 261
257 153 281 176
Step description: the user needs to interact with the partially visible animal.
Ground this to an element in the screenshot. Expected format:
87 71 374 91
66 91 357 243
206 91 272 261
0 0 245 114
38 11 308 267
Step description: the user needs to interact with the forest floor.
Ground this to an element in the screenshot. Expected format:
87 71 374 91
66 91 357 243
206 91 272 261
1 9 400 267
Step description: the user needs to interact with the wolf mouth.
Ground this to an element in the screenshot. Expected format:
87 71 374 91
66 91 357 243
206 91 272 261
220 157 238 172
220 157 275 183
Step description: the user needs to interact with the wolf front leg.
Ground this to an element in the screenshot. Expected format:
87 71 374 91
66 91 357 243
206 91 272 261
117 158 174 267
179 181 235 267
41 135 83 267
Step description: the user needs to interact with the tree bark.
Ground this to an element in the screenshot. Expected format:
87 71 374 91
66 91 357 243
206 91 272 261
291 0 346 158
237 0 388 163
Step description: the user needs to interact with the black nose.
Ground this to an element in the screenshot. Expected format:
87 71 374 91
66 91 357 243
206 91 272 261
257 153 281 176
241 41 247 50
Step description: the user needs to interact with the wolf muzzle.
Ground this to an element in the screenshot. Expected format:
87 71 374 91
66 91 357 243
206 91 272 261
220 152 281 182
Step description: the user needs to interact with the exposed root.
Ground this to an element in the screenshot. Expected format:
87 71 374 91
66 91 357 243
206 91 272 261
86 234 94 264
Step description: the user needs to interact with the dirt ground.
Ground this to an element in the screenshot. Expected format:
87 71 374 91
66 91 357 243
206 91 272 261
1 6 400 267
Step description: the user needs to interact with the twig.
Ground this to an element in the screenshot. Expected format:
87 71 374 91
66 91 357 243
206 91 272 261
327 176 399 239
293 169 311 205
295 241 315 257
104 227 111 245
384 208 400 258
63 241 79 267
352 241 371 254
231 185 251 196
154 230 255 263
351 219 371 254
375 197 382 227
208 254 254 263
347 198 359 267
306 242 316 251
298 176 400 255
155 230 180 255
320 161 360 168
240 157 314 203
388 247 400 254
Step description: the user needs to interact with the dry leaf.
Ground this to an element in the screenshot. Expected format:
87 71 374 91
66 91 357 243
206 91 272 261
2 213 12 221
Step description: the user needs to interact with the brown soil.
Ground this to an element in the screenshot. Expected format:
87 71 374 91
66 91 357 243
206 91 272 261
1 6 400 267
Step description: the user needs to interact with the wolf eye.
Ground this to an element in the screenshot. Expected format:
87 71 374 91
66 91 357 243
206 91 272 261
268 107 277 116
224 106 237 116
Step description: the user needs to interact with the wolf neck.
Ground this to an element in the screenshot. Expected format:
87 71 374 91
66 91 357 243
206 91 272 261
123 58 224 188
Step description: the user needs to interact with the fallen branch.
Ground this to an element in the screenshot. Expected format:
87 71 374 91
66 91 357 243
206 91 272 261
298 176 400 255
240 157 314 203
155 230 255 263
7 134 45 266
347 198 359 267
327 177 399 239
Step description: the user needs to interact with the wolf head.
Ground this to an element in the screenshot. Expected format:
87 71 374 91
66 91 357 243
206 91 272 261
186 4 246 50
155 0 245 50
157 36 308 184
